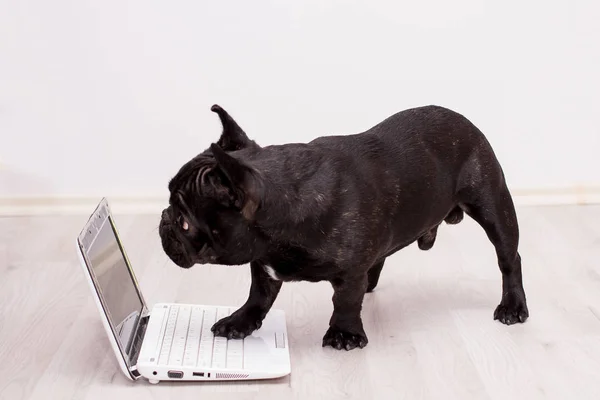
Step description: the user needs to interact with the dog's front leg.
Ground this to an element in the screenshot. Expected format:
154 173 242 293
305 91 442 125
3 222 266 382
323 273 369 350
212 261 282 339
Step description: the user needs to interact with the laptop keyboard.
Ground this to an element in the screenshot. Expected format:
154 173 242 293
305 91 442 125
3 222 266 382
157 305 244 369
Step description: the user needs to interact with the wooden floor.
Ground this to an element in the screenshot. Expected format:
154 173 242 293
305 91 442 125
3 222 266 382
1 205 600 400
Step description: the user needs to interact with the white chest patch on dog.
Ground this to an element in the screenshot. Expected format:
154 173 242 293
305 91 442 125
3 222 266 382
263 264 280 281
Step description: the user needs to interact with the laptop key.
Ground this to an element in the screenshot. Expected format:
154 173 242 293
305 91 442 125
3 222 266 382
198 308 216 367
212 336 227 368
212 307 230 368
158 306 179 365
227 338 244 369
183 307 203 367
168 306 191 366
226 354 243 369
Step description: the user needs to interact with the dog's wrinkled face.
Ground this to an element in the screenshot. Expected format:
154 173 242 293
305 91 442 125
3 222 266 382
159 105 263 269
159 185 257 268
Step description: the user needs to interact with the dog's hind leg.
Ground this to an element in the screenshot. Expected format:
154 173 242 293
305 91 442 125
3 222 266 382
459 161 528 325
366 259 385 292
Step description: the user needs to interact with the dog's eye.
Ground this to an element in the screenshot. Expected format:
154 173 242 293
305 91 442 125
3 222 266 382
178 215 189 231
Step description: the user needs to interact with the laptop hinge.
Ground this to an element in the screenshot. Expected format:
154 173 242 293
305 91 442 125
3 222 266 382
129 314 150 375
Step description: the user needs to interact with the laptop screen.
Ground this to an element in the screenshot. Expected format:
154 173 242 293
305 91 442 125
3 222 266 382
87 215 144 356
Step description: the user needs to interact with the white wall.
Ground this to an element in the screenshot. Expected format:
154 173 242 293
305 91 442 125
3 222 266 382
1 0 599 201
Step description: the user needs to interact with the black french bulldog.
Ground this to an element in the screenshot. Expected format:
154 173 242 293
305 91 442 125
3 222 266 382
159 104 528 350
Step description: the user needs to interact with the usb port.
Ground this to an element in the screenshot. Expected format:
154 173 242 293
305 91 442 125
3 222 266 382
193 372 205 377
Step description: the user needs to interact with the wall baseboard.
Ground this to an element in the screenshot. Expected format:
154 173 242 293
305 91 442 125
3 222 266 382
508 187 600 206
0 197 167 216
1 187 599 216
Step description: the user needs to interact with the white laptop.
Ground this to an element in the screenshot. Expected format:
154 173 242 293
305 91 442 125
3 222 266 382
76 198 291 384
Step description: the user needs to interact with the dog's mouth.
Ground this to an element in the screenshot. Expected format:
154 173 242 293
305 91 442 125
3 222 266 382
159 217 196 269
174 255 195 269
159 214 219 268
161 234 195 269
195 243 218 264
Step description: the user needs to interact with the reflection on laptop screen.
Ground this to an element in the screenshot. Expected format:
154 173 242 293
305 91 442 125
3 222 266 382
87 216 144 355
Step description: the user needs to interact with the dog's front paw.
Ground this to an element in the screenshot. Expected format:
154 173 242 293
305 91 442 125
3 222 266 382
494 292 529 325
211 311 263 339
322 326 368 350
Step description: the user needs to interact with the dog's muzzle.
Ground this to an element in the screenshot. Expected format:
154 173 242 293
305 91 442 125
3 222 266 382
159 208 194 269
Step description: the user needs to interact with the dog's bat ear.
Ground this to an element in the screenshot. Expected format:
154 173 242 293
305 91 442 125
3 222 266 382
210 143 263 219
211 104 257 151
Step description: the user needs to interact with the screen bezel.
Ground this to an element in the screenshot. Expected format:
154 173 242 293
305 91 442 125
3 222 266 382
77 198 148 378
